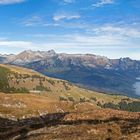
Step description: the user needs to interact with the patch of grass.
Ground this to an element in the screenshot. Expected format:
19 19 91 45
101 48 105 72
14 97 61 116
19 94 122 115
47 79 55 85
9 87 29 93
68 97 75 102
100 100 140 112
0 66 29 93
35 85 51 92
59 96 68 101
0 66 11 93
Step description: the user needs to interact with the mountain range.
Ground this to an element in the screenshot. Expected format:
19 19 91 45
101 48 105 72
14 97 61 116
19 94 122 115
1 50 140 97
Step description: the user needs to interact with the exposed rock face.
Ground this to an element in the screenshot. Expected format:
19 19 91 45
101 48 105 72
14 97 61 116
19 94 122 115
3 50 57 65
1 50 140 72
1 50 140 97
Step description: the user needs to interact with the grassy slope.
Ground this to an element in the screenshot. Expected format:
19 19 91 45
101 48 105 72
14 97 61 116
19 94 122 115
0 65 140 140
0 92 139 118
0 64 139 118
0 64 135 102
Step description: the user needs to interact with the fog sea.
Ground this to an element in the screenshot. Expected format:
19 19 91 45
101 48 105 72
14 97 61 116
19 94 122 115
134 77 140 96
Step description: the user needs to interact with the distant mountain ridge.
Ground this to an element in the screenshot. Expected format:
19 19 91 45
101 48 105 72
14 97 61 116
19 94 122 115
1 50 140 97
2 50 140 71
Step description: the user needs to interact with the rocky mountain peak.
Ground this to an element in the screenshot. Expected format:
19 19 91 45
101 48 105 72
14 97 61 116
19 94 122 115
21 50 33 54
47 49 56 55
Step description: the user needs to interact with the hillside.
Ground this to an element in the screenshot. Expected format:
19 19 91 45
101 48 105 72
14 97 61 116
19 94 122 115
0 63 85 96
0 64 140 116
0 64 127 101
1 50 140 97
0 64 140 140
0 93 140 140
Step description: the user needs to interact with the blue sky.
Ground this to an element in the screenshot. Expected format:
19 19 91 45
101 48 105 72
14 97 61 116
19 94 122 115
0 0 140 59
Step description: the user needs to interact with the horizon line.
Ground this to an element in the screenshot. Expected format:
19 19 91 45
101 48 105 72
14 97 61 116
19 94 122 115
0 49 139 61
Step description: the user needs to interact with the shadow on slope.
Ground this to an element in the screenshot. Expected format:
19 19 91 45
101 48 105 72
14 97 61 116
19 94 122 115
0 111 140 140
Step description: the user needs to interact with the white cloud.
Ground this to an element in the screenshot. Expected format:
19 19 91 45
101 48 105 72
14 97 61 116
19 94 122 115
0 34 124 51
90 25 140 38
0 32 140 59
22 16 43 27
27 24 140 48
29 33 132 47
73 35 124 46
53 14 80 21
63 0 75 3
0 0 25 4
0 40 36 49
21 15 61 27
92 0 114 7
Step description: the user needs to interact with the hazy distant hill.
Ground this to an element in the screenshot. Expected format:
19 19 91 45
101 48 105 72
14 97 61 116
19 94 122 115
1 50 140 97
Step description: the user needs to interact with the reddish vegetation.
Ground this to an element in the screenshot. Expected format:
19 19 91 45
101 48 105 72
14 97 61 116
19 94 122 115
64 109 140 121
23 109 140 140
0 64 139 140
0 106 140 140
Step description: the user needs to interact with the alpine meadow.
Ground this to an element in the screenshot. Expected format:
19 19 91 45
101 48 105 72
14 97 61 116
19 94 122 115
0 0 140 140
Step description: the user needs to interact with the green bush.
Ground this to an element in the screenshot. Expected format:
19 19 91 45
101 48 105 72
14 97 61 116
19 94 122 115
80 97 86 102
48 80 55 85
68 97 75 102
8 87 29 93
59 96 68 101
103 102 119 110
35 85 51 91
90 97 97 102
100 101 140 112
